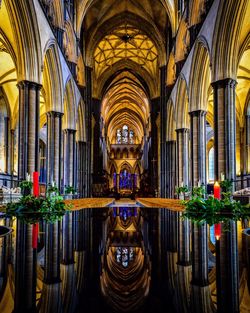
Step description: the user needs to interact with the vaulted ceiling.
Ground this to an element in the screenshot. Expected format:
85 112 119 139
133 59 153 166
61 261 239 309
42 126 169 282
80 0 173 145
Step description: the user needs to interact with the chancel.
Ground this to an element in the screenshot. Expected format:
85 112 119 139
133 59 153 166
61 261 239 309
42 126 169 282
0 0 250 313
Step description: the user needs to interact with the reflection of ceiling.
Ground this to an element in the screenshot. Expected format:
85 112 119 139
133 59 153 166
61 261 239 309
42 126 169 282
101 71 150 144
94 25 158 79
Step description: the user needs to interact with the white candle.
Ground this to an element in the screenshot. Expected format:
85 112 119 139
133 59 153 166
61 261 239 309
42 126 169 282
181 181 184 187
220 172 225 181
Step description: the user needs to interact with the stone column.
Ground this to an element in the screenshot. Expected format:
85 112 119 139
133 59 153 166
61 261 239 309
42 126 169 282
77 141 87 198
212 78 239 313
14 80 41 312
176 128 189 186
4 116 9 173
84 67 92 197
245 115 250 174
10 129 15 178
46 111 63 188
18 81 41 179
189 109 211 312
160 66 167 197
165 140 176 198
190 110 207 186
175 128 191 312
63 129 76 188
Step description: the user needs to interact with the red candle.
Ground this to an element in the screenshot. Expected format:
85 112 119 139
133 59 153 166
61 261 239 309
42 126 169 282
32 223 39 249
33 172 39 197
214 181 220 199
214 223 221 240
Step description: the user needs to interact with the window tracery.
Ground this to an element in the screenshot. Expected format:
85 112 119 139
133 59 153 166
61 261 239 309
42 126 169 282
116 125 134 144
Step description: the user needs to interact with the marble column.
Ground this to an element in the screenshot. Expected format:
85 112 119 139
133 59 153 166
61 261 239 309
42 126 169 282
46 111 63 188
176 128 189 186
165 140 176 198
18 80 41 179
63 129 76 188
212 78 239 313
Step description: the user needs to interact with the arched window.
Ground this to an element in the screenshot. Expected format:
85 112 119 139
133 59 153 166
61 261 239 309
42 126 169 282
115 247 134 268
129 129 134 144
122 125 128 143
116 129 121 144
116 125 134 144
208 147 214 182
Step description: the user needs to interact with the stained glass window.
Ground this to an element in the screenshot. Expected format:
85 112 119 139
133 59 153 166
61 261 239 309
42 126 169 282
116 125 134 144
208 147 214 182
115 247 134 268
117 129 121 144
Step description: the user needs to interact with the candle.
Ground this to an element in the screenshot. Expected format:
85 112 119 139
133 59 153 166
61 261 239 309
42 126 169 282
214 223 221 240
32 223 39 249
220 172 225 181
214 181 220 199
33 172 39 197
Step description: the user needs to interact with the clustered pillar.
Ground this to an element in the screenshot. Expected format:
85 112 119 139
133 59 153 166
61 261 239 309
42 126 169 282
212 78 239 313
14 80 41 313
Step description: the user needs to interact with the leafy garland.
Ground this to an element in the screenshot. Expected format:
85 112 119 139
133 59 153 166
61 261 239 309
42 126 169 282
182 181 250 226
6 184 68 224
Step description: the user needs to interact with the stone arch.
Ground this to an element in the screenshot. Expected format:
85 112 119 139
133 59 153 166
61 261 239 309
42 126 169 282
189 37 211 112
166 99 176 141
212 0 249 81
76 100 86 142
4 0 42 83
63 78 76 130
42 42 64 112
175 75 189 129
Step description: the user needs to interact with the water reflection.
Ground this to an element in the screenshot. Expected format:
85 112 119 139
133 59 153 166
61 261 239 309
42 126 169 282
0 207 175 313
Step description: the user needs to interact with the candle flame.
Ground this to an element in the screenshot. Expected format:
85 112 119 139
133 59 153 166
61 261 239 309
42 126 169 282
214 181 220 187
216 235 220 240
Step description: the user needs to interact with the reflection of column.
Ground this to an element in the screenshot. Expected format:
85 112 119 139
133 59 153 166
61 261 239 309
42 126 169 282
18 81 41 179
46 111 63 188
14 221 36 312
63 129 76 187
212 78 239 313
44 222 61 284
117 173 120 191
61 212 74 265
176 128 189 186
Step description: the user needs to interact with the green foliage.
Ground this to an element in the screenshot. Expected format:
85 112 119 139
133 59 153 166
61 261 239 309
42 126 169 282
176 185 189 195
6 187 68 224
65 185 76 194
182 182 250 226
19 180 33 191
